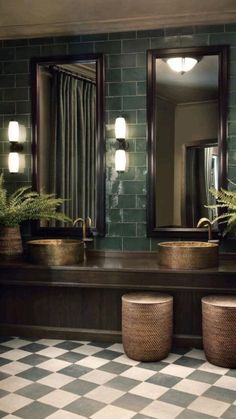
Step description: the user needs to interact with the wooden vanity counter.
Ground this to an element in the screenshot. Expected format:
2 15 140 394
0 251 236 348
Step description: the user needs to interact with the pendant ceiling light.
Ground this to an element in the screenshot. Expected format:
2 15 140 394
167 57 198 74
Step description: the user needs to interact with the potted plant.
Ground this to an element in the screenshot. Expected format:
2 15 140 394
207 180 236 236
0 174 71 257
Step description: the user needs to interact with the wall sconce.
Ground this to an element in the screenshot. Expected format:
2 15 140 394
115 117 128 173
8 121 23 173
166 57 198 74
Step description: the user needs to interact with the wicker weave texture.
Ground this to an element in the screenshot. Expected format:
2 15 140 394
122 292 173 362
202 296 236 368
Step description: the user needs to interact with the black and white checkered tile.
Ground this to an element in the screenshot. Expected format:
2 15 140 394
0 337 235 418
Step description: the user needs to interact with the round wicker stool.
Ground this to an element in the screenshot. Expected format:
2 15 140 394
122 292 173 361
202 295 236 368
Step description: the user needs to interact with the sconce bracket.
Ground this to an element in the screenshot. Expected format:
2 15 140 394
10 142 23 152
116 138 129 151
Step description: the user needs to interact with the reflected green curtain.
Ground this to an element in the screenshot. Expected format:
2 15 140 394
50 70 96 225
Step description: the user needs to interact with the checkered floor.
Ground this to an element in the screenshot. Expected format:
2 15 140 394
0 338 235 418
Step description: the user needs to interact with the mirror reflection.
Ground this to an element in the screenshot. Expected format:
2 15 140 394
155 55 219 228
147 46 228 238
31 54 105 235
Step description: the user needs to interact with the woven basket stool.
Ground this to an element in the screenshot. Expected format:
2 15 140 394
202 295 236 368
122 292 173 361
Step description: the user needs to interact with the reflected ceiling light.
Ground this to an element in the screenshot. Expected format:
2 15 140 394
8 152 20 173
114 117 128 173
166 57 198 74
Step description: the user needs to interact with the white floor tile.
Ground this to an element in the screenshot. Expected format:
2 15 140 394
173 378 210 395
0 361 31 375
76 356 109 369
38 372 75 388
141 400 183 419
1 339 30 349
1 349 30 361
188 395 229 417
198 362 229 375
160 364 194 378
86 385 125 403
121 366 156 381
114 354 140 366
129 382 168 399
162 353 182 363
39 389 78 408
0 376 31 392
107 343 124 353
0 393 32 414
185 349 206 360
39 358 71 372
79 369 116 385
37 347 67 358
214 375 236 390
47 410 86 419
37 339 64 346
91 404 135 419
72 344 102 356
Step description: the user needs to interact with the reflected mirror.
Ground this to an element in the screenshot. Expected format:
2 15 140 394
31 53 105 237
147 46 228 238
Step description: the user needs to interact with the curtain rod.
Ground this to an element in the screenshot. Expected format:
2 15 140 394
49 65 96 85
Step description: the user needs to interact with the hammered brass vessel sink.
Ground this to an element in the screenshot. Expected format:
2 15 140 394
27 239 84 266
158 241 219 270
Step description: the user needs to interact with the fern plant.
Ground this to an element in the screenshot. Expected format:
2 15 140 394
207 180 236 236
0 173 71 227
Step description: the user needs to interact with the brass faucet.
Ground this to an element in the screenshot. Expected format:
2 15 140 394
73 217 93 242
197 217 213 241
73 217 86 240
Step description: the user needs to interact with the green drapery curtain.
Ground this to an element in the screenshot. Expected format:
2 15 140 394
50 70 96 225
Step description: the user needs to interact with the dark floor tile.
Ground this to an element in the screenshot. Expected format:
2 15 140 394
187 370 221 384
0 372 10 381
20 343 46 353
18 367 51 381
138 361 166 372
0 358 11 367
222 405 236 419
59 364 91 378
174 356 205 369
105 376 140 391
54 341 82 350
99 360 131 374
57 351 86 363
20 354 49 366
62 378 97 395
90 341 112 348
147 372 181 387
16 383 54 400
203 385 236 404
176 409 216 418
14 401 56 419
159 389 196 407
65 396 105 417
113 393 150 412
94 350 122 360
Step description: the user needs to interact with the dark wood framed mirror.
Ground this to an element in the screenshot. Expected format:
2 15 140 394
31 53 105 238
147 45 229 238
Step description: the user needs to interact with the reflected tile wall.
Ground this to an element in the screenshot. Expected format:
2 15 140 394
0 24 235 250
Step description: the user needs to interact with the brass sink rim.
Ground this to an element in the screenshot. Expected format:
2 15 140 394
27 239 83 247
158 241 218 249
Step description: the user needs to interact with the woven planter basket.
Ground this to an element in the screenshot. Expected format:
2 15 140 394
0 226 23 258
122 292 173 362
202 295 236 368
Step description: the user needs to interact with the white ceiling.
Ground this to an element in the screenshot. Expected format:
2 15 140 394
0 0 236 39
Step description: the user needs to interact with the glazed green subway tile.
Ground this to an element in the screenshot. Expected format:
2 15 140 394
0 75 15 88
123 237 150 251
179 34 209 46
16 101 31 114
4 87 28 101
29 37 54 45
228 122 236 136
137 29 164 38
165 26 194 36
53 35 81 43
195 24 224 33
0 154 7 169
151 36 180 49
117 195 136 208
95 237 122 251
128 152 146 167
3 61 29 74
109 54 136 68
137 110 146 124
95 41 122 54
0 115 3 127
137 81 146 95
106 97 122 110
0 102 15 114
81 33 108 42
128 124 146 138
123 209 146 222
41 44 68 56
3 39 29 47
107 209 123 222
228 150 236 164
210 33 236 45
4 114 30 127
229 93 236 107
231 49 236 60
106 68 122 82
68 43 94 54
151 239 159 251
123 95 146 110
109 82 136 97
16 46 40 59
136 195 146 209
0 48 15 61
122 39 150 53
230 61 236 77
226 23 236 32
110 180 124 194
136 53 146 67
229 107 236 121
109 222 136 237
107 110 137 125
230 78 236 92
117 167 136 179
109 32 137 40
135 167 147 180
137 223 147 237
135 139 147 152
122 67 146 82
122 180 146 194
16 74 30 87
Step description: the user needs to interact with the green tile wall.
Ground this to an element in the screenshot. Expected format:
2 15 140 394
0 24 235 250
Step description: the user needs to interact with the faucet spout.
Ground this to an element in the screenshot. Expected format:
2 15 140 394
197 217 212 241
73 217 86 241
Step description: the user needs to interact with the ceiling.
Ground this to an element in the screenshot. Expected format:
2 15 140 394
0 0 236 40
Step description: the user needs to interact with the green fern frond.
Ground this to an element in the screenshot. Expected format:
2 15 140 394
207 183 236 236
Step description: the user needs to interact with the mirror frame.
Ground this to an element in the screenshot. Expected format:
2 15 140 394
147 45 229 238
30 53 105 238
